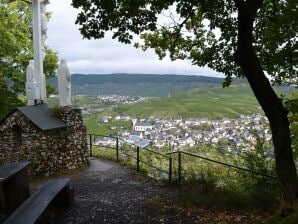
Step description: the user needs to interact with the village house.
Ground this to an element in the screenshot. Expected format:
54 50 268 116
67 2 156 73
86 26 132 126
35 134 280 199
133 121 153 132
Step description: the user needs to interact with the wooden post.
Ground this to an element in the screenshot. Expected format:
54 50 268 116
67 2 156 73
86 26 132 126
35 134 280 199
116 138 119 162
137 146 140 172
178 151 181 184
89 134 92 156
169 157 172 183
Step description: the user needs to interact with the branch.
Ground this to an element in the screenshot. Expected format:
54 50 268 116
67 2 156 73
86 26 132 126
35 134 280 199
169 12 193 54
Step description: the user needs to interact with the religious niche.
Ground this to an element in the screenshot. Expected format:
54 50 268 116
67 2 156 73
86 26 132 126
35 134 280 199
13 125 22 149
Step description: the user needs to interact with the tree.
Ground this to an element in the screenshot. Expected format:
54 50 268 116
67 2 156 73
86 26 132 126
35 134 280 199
72 0 297 205
0 0 58 119
286 92 298 161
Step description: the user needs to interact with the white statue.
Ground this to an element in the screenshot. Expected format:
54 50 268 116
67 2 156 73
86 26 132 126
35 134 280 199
26 60 40 105
57 59 71 106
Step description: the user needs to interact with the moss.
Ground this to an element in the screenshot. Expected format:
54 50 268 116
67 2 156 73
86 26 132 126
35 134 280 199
256 205 298 224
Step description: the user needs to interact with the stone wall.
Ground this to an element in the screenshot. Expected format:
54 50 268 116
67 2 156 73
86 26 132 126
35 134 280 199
0 107 89 176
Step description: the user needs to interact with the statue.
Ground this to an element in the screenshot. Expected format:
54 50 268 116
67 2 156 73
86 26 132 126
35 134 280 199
26 60 40 105
57 59 71 106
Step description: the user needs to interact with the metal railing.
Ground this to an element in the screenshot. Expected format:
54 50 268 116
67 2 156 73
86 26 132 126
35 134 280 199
88 134 172 182
167 150 276 183
87 134 275 184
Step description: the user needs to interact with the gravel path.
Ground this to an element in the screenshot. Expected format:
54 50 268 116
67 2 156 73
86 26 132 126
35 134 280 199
48 157 176 224
43 158 268 224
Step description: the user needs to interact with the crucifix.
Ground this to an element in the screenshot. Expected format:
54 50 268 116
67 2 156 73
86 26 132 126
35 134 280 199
31 0 48 103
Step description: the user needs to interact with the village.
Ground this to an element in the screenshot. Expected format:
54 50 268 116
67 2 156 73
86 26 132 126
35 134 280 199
97 95 154 105
95 113 273 154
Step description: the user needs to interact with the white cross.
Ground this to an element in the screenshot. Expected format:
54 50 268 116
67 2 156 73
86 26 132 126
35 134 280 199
32 0 47 103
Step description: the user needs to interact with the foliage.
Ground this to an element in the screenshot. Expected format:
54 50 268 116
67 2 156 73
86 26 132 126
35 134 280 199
92 137 278 211
285 92 298 160
190 123 212 131
259 204 298 224
0 0 58 119
238 127 275 177
72 0 297 86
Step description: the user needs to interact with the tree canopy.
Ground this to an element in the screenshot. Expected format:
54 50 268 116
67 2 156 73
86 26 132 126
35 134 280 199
72 0 297 86
72 0 297 206
0 0 58 118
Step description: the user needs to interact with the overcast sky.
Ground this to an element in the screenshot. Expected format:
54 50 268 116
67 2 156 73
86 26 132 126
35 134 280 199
47 0 223 77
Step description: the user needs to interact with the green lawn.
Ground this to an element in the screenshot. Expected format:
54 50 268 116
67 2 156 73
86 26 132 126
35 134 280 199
84 114 132 135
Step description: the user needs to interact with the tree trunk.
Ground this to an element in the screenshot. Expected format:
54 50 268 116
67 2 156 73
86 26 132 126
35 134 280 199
234 0 297 206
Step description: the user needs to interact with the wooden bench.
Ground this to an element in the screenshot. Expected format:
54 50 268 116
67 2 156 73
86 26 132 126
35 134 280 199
4 178 73 224
0 161 31 214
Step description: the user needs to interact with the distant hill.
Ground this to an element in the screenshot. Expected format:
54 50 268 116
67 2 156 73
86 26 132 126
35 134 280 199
100 83 262 119
49 73 243 97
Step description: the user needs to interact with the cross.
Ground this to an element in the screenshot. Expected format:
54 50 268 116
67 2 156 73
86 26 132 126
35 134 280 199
9 0 49 103
32 0 48 103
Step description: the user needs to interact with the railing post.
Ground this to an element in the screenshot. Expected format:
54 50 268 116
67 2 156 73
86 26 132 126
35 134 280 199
137 146 140 172
116 138 119 162
178 151 181 184
89 134 92 157
169 157 172 183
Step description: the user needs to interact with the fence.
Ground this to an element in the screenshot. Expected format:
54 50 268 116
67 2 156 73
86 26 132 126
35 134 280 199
87 134 275 183
88 134 172 182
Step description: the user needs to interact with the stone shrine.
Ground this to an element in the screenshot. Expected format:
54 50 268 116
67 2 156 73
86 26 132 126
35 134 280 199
0 105 88 176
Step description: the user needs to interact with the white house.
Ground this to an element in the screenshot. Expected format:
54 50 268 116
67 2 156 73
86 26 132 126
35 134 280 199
134 121 153 132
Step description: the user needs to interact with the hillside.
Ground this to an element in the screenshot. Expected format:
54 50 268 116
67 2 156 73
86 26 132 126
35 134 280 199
101 84 261 119
49 73 235 97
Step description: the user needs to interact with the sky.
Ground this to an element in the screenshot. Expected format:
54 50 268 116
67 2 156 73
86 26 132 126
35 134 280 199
47 0 223 77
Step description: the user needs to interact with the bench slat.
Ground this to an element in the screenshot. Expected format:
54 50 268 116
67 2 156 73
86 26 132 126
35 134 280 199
0 162 31 183
4 178 70 224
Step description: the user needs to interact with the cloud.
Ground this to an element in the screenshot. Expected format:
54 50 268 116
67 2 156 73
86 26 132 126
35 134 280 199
47 0 223 77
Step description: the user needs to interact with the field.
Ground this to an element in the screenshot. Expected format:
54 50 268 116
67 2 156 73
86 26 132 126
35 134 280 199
84 114 132 136
105 84 262 119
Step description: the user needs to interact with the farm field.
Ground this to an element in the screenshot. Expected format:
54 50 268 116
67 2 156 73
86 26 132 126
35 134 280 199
84 114 132 136
106 84 262 119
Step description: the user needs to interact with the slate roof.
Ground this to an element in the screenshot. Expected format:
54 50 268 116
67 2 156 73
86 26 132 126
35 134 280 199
135 121 151 127
135 139 151 148
17 104 66 131
0 104 66 131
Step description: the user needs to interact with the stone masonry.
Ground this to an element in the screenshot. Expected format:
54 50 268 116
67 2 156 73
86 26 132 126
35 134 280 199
0 107 89 176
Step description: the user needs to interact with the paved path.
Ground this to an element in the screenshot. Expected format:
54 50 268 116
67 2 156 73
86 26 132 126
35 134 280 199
44 158 266 224
48 158 177 224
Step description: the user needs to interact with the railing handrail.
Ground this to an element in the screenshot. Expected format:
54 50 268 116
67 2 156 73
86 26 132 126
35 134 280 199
88 133 171 159
167 150 276 179
89 133 118 139
88 133 276 181
88 133 171 178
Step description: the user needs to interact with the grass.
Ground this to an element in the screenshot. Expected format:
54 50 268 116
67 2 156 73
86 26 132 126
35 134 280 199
84 114 132 136
104 84 262 119
92 147 117 161
257 205 298 224
84 114 114 136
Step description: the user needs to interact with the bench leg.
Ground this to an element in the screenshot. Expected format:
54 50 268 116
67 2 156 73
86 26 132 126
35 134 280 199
0 170 30 214
51 185 74 207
